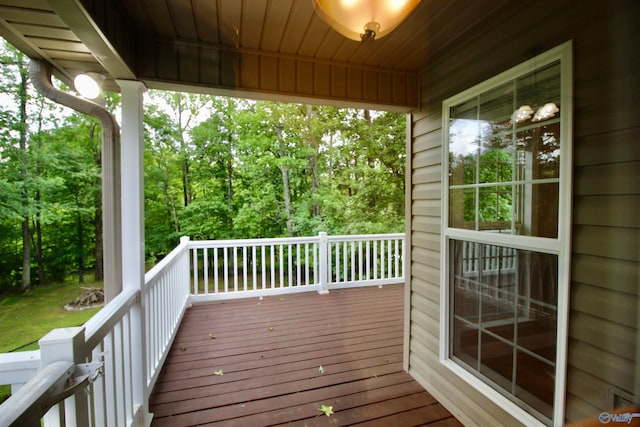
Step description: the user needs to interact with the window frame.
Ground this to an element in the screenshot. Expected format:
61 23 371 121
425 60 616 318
439 41 573 427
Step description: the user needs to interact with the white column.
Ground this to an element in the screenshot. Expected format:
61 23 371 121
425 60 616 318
116 80 150 426
118 80 146 290
317 232 329 294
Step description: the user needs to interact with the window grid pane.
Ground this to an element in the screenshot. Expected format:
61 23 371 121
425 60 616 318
450 240 557 421
447 61 561 239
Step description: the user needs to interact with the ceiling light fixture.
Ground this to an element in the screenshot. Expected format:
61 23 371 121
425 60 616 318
74 72 104 99
511 105 534 123
312 0 421 42
532 102 559 122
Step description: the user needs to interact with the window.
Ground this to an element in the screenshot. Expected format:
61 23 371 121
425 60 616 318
442 42 572 426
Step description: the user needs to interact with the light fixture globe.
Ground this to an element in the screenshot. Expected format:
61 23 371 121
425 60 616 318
313 0 421 42
532 102 559 122
74 73 102 99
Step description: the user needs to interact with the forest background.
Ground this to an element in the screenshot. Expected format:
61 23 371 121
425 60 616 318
0 41 405 294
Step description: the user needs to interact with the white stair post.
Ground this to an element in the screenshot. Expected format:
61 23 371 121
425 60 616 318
318 232 330 294
39 327 87 427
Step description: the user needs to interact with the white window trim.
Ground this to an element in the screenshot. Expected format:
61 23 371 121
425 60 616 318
439 41 573 427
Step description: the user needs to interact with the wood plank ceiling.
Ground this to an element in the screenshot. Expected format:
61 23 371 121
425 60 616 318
0 0 512 110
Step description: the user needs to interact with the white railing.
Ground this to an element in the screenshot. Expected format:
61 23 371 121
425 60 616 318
0 351 40 395
461 240 517 274
327 233 405 289
456 240 518 303
143 236 191 393
189 232 405 302
0 237 191 426
189 235 320 301
0 233 404 425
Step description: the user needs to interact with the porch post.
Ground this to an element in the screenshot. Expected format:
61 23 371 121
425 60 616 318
39 327 88 427
317 232 329 294
116 80 150 425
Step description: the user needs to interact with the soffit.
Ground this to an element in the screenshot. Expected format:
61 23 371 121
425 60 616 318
0 0 513 109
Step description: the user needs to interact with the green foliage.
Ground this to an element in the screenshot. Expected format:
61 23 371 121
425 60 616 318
0 34 406 290
146 97 406 249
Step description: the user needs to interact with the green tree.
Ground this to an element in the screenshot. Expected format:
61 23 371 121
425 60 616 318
144 104 183 258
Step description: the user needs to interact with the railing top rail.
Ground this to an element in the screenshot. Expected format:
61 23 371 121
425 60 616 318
188 235 320 248
84 287 138 351
0 351 40 370
188 233 406 249
327 233 405 242
144 236 190 285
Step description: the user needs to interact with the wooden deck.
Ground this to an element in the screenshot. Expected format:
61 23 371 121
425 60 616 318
149 284 462 426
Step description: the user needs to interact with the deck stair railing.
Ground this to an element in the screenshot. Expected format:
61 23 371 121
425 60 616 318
0 232 404 426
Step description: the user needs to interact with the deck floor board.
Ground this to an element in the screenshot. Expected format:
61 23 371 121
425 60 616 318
149 284 462 426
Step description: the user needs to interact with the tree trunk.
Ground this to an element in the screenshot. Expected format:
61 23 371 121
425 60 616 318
21 218 30 290
35 201 44 285
182 159 191 207
18 58 30 292
305 106 321 217
162 176 180 234
280 165 293 236
76 192 85 283
226 140 233 211
176 94 192 207
35 98 45 285
276 125 293 236
363 109 374 167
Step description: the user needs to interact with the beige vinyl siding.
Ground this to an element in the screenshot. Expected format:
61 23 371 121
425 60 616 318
408 1 639 425
566 0 640 419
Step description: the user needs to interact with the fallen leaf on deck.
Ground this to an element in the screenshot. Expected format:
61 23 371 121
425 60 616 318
267 327 274 332
180 347 187 352
208 333 216 339
214 370 224 376
317 404 334 417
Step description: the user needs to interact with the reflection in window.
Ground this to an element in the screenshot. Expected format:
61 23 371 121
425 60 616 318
448 62 561 238
450 240 558 420
444 47 570 426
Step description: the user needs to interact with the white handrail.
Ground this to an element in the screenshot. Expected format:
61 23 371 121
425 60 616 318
144 235 191 282
0 361 74 427
83 288 138 350
327 232 405 242
189 235 319 248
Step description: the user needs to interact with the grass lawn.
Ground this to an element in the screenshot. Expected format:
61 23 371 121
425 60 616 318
0 278 103 404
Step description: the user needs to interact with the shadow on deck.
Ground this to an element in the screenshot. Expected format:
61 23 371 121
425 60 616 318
149 284 462 426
